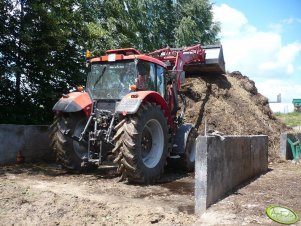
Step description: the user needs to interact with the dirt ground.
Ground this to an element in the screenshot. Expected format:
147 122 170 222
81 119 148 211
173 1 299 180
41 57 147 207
0 164 196 226
0 161 301 226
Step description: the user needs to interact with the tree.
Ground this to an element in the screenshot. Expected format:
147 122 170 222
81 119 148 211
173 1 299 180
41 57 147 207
174 0 220 46
128 0 176 51
0 0 26 123
93 0 176 52
0 0 98 124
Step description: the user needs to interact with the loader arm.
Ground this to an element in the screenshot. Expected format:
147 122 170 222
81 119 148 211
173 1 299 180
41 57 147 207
148 44 206 91
148 44 225 91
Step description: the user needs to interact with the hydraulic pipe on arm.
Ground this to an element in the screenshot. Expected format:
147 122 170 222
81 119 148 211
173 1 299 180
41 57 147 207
148 44 206 91
147 45 206 118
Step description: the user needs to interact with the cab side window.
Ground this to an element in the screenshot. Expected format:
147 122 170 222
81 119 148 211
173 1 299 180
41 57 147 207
137 61 156 91
156 66 165 97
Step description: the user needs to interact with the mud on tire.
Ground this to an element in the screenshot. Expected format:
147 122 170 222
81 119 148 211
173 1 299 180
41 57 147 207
112 103 169 184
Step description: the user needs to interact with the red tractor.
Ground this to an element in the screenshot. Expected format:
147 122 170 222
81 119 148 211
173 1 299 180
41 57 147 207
50 44 225 184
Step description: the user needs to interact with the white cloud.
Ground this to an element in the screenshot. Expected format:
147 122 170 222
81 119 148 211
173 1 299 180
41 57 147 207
257 79 301 103
268 23 283 33
282 17 301 25
269 17 301 33
213 4 301 102
213 4 248 37
259 42 301 74
213 4 301 78
278 42 301 62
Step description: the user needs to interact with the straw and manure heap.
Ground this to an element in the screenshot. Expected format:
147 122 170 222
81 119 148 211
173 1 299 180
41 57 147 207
182 71 289 161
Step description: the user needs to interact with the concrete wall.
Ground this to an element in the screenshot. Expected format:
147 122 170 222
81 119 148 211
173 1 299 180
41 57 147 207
195 135 268 216
0 125 51 165
280 133 301 160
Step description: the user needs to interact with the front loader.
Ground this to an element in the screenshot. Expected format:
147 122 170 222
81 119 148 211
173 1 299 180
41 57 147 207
50 44 225 184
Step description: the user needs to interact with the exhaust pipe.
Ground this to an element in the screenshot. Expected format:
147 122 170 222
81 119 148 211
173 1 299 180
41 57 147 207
184 45 225 75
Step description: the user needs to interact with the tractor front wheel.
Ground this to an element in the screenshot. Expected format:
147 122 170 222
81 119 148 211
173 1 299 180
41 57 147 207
179 128 197 172
112 103 169 184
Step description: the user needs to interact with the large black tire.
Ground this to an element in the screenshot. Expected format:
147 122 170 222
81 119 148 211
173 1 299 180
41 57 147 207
112 103 169 184
50 113 89 171
179 127 197 172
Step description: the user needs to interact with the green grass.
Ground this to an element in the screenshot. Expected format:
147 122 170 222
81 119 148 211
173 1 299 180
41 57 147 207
275 112 301 127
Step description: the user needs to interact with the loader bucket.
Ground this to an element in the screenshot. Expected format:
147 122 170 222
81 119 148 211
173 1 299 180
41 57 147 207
184 45 225 75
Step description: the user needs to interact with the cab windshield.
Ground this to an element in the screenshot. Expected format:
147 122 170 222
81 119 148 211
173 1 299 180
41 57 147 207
86 61 136 100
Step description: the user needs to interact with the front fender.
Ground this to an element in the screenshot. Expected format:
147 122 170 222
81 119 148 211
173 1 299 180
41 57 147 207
53 92 92 116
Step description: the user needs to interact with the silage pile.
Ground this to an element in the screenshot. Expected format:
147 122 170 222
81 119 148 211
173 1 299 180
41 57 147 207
182 71 290 161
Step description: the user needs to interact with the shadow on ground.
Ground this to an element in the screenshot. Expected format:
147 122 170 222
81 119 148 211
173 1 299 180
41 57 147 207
0 161 193 185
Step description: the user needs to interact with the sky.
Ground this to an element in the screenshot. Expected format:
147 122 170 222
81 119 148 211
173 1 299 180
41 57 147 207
212 0 301 103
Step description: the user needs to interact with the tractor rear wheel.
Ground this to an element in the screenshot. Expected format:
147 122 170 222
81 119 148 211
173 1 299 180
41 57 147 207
112 103 168 184
50 113 90 171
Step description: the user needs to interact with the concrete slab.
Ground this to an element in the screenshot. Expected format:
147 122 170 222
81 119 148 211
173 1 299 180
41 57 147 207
0 125 51 165
195 135 268 216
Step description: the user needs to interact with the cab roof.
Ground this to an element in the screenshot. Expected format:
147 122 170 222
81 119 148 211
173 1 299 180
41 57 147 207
90 48 167 68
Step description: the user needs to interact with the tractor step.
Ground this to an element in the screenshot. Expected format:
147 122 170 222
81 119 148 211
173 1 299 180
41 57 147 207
168 155 180 159
98 165 117 170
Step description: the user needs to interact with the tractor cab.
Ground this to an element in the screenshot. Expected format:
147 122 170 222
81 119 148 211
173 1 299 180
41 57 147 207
86 50 169 105
86 60 137 101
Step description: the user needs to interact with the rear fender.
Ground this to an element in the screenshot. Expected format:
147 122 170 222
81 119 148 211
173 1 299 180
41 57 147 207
116 91 175 129
53 92 92 117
